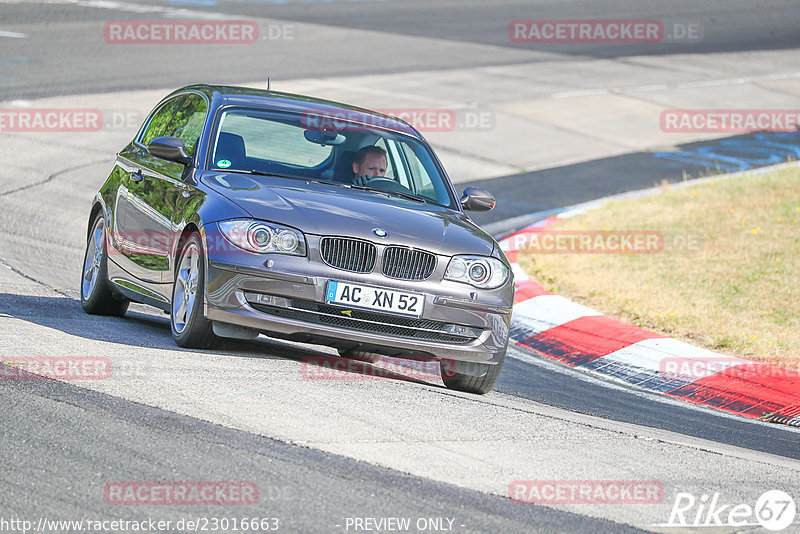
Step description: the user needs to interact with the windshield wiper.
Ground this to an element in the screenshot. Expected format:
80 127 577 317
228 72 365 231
220 169 345 186
213 168 301 180
349 185 429 204
247 169 300 180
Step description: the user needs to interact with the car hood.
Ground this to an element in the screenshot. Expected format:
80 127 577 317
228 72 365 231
201 172 495 257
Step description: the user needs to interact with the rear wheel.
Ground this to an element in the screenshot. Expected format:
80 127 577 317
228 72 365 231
171 232 218 349
80 214 129 317
440 351 505 394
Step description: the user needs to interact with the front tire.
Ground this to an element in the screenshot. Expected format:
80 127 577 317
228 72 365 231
440 351 505 394
171 232 218 349
80 213 129 317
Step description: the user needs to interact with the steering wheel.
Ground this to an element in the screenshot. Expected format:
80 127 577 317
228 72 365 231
363 178 413 194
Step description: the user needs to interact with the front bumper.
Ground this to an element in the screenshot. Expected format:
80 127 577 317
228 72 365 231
204 253 512 365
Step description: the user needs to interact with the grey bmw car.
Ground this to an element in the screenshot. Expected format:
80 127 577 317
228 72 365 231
81 85 513 394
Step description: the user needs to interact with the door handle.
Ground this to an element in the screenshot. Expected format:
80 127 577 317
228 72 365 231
131 171 144 184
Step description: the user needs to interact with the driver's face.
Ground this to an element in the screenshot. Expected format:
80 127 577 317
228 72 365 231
353 154 387 178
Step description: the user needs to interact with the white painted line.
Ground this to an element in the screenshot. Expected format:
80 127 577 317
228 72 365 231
677 72 800 88
551 71 800 99
551 88 610 99
0 0 76 3
77 0 237 19
0 30 29 38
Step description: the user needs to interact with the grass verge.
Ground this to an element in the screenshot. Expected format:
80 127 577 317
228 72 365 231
518 165 800 371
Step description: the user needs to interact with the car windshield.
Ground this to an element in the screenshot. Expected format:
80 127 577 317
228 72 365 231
209 108 456 208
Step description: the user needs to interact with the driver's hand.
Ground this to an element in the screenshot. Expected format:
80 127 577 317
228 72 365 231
353 174 372 187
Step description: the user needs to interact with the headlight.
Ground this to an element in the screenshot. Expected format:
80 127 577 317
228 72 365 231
444 255 509 289
218 219 306 256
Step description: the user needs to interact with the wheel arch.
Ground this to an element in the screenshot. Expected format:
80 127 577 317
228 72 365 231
87 200 104 240
176 222 201 258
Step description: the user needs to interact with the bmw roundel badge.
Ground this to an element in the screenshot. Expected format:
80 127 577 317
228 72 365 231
372 228 388 238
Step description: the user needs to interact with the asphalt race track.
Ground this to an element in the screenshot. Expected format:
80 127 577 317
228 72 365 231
3 0 800 100
1 1 799 533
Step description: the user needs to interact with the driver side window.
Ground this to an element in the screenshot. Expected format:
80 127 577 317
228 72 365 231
166 94 207 157
141 96 185 147
140 94 207 157
377 138 415 190
400 142 444 202
373 138 397 180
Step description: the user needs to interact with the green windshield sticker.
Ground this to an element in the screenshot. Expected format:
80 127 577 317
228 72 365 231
217 159 231 169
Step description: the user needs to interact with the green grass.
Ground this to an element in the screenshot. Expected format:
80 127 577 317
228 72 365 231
519 166 800 371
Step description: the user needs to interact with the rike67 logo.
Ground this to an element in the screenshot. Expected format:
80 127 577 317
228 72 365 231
663 490 796 531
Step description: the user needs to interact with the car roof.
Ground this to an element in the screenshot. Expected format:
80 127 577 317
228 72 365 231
173 84 422 138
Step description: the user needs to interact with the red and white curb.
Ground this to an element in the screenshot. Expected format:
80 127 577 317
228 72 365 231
499 217 800 427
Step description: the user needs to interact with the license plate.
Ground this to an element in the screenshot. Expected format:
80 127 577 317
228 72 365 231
325 280 424 318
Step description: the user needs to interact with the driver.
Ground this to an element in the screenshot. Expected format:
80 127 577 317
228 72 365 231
351 146 387 186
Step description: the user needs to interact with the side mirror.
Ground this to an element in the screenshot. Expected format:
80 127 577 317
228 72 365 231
460 186 496 212
147 137 192 165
